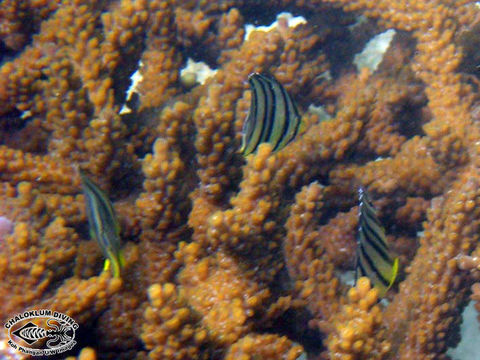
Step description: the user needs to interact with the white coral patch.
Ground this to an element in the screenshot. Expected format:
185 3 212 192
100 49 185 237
244 12 307 41
353 29 396 73
119 60 143 115
180 58 218 86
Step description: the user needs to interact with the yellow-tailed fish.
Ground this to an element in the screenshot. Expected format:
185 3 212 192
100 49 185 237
355 187 399 297
80 170 125 278
241 73 301 156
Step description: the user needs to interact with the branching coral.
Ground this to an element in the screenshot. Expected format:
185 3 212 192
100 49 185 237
1 0 480 359
326 277 391 360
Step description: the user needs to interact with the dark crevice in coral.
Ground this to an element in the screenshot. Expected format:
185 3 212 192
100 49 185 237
261 307 325 356
0 109 51 153
122 108 156 159
0 107 28 133
0 40 18 65
394 97 428 139
312 10 364 79
177 24 218 69
73 219 91 242
109 164 144 202
237 3 278 27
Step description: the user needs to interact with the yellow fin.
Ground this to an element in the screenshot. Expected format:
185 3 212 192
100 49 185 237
103 252 123 278
387 257 399 289
375 257 399 297
111 259 121 278
103 259 111 272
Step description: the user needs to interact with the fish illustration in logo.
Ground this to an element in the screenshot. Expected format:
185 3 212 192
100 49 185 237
12 320 74 348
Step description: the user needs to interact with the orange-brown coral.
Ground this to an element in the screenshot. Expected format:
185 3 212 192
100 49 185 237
178 247 271 346
326 277 391 360
225 333 304 360
1 0 480 359
142 282 209 360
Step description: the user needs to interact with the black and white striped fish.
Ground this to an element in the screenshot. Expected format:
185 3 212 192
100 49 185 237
80 170 125 278
355 188 399 296
240 73 301 156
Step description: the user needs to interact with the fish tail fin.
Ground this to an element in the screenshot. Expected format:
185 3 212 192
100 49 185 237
110 258 122 278
103 251 123 278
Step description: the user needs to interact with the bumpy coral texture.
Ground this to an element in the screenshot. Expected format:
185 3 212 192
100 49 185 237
326 277 391 360
1 0 480 359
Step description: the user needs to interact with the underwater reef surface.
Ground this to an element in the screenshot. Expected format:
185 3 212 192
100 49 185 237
1 0 480 359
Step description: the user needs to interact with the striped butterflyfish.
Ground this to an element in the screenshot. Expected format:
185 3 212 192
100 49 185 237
355 188 399 297
80 170 125 278
240 73 301 156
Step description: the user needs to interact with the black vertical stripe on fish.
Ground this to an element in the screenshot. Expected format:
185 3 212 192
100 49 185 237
241 77 258 149
359 216 392 263
274 77 301 151
82 174 120 251
257 75 275 146
359 191 391 255
241 73 301 156
357 192 397 288
358 234 392 290
80 170 125 278
268 75 288 150
359 236 392 287
355 187 399 296
242 75 267 154
358 189 391 263
359 213 388 253
81 172 119 247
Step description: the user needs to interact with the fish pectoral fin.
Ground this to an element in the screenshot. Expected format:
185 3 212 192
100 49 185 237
103 259 111 272
387 257 399 288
